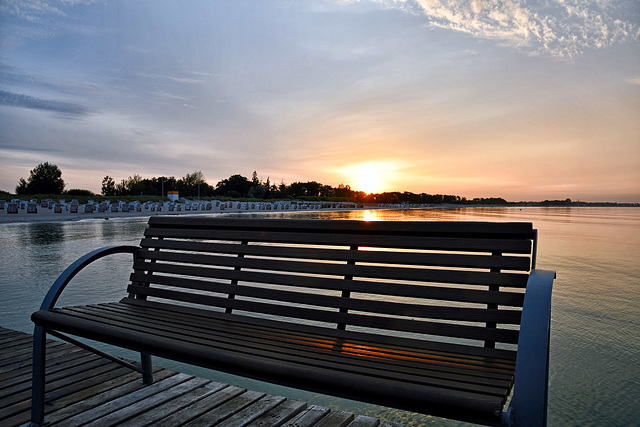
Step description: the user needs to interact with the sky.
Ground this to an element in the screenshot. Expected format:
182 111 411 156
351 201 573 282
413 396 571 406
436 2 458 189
1 0 639 202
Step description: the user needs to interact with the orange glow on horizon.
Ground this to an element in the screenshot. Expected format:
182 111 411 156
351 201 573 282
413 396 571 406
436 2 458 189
339 161 401 194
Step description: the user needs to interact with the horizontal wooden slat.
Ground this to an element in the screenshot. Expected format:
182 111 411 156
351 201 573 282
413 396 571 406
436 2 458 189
134 252 530 288
126 285 520 344
129 270 525 307
147 217 534 239
139 239 532 271
143 228 533 254
128 272 523 324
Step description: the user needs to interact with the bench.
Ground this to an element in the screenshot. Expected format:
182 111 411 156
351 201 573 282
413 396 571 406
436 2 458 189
30 217 555 426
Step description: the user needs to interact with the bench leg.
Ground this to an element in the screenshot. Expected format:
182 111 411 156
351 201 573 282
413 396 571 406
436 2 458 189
29 326 47 426
141 352 153 384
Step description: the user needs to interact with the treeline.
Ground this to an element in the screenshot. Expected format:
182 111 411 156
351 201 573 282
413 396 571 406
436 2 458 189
101 170 509 205
102 171 361 200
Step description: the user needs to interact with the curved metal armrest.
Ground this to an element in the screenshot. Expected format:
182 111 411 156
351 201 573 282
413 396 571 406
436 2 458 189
505 269 555 426
39 245 139 311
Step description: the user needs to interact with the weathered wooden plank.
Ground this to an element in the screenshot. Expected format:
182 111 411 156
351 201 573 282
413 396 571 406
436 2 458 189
39 364 152 411
151 385 246 427
53 373 193 425
0 330 23 340
0 356 113 405
82 376 212 427
0 339 32 359
246 399 308 427
219 393 288 426
282 405 331 427
0 365 158 426
0 342 70 377
313 409 355 427
0 328 402 427
0 335 31 349
123 381 229 427
2 343 92 375
0 346 88 385
183 389 266 427
42 368 175 425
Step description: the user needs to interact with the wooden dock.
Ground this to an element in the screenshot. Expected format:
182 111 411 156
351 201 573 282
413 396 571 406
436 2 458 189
0 327 404 426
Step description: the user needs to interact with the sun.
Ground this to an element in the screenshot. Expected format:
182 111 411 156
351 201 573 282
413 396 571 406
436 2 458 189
354 167 383 194
343 162 392 194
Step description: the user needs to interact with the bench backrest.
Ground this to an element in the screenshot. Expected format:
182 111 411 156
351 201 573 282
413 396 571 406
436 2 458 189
128 217 536 360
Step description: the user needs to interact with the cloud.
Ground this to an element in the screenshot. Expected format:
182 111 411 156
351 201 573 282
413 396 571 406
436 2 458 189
0 0 98 44
168 76 207 84
0 143 61 152
0 90 89 116
387 0 640 58
151 91 191 102
628 76 640 85
0 0 96 20
0 0 64 20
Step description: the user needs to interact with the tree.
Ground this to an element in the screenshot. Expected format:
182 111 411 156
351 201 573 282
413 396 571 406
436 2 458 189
248 171 267 199
102 176 116 196
214 174 251 198
15 162 65 195
182 171 206 187
175 171 211 198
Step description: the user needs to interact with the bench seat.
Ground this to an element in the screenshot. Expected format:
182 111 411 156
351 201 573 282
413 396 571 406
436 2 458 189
33 299 516 420
30 217 554 426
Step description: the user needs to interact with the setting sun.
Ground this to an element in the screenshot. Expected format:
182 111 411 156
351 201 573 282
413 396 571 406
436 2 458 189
340 161 399 194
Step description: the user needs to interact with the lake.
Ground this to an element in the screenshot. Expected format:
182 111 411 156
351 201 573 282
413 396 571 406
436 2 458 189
1 207 638 426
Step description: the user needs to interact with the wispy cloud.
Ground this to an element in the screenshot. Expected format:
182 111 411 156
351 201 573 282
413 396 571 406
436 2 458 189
0 0 96 19
0 90 89 116
388 0 639 58
0 143 61 152
168 76 207 84
628 76 640 85
151 91 191 102
0 0 65 21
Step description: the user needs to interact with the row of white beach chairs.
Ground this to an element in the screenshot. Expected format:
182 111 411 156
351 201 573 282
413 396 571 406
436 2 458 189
1 199 360 214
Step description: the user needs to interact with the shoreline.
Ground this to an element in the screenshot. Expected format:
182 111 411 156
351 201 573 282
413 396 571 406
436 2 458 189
0 202 369 225
2 202 633 226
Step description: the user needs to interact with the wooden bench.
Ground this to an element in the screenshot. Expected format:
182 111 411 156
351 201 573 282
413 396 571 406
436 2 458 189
30 217 555 426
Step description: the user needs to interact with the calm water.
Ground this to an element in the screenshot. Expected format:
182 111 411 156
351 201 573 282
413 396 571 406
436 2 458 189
1 207 638 426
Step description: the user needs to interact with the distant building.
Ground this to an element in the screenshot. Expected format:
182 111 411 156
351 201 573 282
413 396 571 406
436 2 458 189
168 191 179 202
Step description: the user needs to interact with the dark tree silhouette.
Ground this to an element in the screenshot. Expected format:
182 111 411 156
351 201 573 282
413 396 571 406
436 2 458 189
16 162 65 194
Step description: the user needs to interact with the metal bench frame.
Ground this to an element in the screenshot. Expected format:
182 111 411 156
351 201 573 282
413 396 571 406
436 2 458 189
30 218 554 426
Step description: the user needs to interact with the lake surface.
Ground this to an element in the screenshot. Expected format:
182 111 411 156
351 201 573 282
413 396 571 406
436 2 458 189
1 207 638 426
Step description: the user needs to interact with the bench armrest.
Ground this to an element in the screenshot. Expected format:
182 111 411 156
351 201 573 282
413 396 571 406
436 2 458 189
505 269 555 426
39 245 139 311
